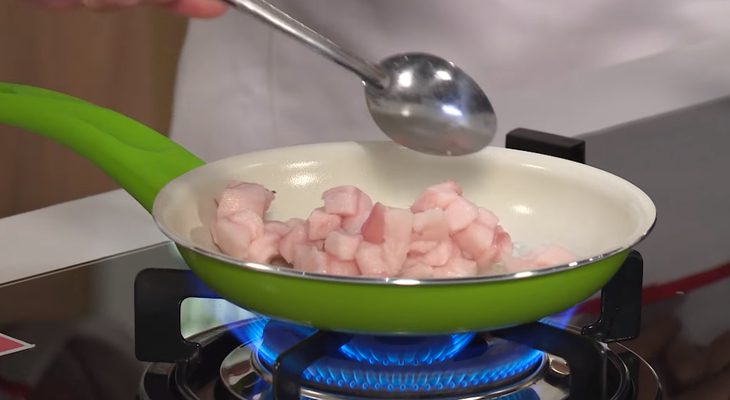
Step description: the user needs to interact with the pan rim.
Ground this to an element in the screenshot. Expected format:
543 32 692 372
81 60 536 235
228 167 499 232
152 141 657 286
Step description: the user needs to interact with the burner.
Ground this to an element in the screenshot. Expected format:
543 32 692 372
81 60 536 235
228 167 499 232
138 317 662 400
222 319 547 399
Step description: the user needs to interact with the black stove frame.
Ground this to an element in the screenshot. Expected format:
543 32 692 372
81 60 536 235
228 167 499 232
134 129 649 400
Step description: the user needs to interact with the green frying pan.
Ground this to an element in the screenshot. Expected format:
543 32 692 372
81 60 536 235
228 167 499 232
0 82 656 335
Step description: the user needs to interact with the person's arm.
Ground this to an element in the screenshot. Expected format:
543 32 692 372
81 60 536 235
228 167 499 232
27 0 227 18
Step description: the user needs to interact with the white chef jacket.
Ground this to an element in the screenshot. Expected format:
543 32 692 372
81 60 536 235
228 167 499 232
169 0 730 344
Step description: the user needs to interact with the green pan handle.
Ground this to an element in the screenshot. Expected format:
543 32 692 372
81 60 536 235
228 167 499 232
0 83 205 211
0 82 90 104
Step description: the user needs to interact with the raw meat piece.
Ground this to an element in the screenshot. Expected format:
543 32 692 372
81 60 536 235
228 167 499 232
380 207 414 272
525 245 576 268
361 203 387 243
217 182 274 217
444 197 478 232
327 256 361 276
493 226 514 256
211 218 253 260
453 222 495 259
293 244 328 274
322 186 361 216
247 232 281 264
475 226 514 271
285 218 306 227
477 208 499 229
450 243 464 259
412 209 449 240
433 257 478 278
501 255 535 273
307 208 341 240
360 203 415 274
409 239 439 254
229 209 265 239
410 180 462 212
265 221 290 237
476 247 501 273
324 230 361 261
361 202 414 259
279 221 308 263
355 242 390 277
341 190 374 234
421 240 453 267
399 263 435 279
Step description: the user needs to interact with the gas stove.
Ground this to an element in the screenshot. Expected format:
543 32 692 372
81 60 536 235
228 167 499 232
130 131 660 400
135 252 659 400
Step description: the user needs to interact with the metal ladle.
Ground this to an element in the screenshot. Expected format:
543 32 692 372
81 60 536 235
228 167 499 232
224 0 497 156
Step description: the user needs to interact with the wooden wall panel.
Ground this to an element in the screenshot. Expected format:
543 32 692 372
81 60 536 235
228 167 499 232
0 0 187 218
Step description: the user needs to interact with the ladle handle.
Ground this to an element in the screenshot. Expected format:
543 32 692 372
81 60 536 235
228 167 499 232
0 82 204 211
223 0 390 89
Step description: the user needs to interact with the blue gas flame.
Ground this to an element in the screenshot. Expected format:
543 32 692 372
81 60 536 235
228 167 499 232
540 304 579 329
242 320 544 395
299 348 543 393
338 333 476 366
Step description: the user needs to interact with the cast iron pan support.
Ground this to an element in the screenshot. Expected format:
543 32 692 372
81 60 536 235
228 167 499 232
505 128 644 399
135 268 220 363
506 128 644 343
581 251 643 342
492 323 607 399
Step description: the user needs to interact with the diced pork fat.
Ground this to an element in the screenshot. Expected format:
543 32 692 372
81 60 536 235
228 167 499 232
380 207 414 273
228 209 265 239
217 182 275 218
432 257 478 278
341 190 374 234
322 186 361 216
211 219 253 260
324 230 361 261
409 239 439 254
361 203 387 243
410 180 463 212
525 245 576 268
307 208 341 240
247 232 281 264
421 240 453 267
477 208 499 229
399 263 435 279
264 221 290 237
326 256 361 276
355 242 389 277
453 222 495 259
279 221 309 263
293 245 328 274
412 208 449 240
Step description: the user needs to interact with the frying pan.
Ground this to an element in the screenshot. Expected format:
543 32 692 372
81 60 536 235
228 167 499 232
0 83 656 334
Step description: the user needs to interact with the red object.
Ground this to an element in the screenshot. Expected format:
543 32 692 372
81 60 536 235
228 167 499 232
0 333 33 399
578 260 730 314
0 333 32 357
0 375 30 399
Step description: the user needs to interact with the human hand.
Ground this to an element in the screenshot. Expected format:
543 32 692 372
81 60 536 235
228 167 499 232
28 0 227 18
